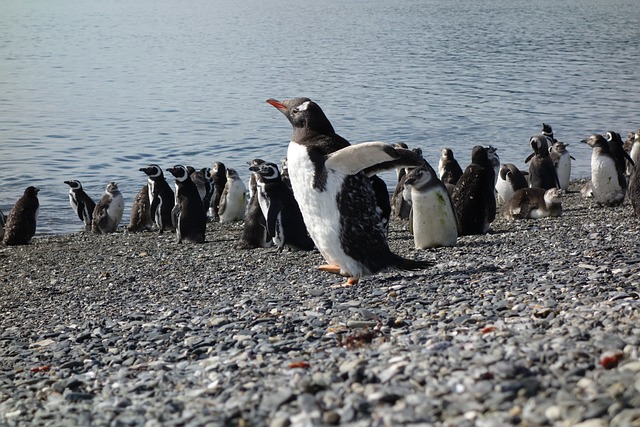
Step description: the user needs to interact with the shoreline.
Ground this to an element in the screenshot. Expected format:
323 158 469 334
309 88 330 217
1 180 640 426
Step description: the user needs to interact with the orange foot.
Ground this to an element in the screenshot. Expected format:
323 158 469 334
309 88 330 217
331 277 359 288
318 264 341 275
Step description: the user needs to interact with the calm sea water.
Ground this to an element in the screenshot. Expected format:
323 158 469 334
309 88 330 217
1 0 638 235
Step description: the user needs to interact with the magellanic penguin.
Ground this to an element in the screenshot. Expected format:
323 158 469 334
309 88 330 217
167 165 206 243
191 167 214 215
548 141 573 191
209 161 227 221
582 134 626 207
627 162 640 219
542 123 557 143
391 147 424 221
438 148 463 187
500 187 562 220
495 163 528 205
250 161 315 251
64 180 96 231
92 182 124 234
452 146 496 236
485 145 500 186
218 168 247 223
3 186 40 246
267 97 430 286
139 164 175 233
605 131 634 176
404 162 459 249
238 158 272 249
625 130 640 176
527 135 560 190
128 184 153 232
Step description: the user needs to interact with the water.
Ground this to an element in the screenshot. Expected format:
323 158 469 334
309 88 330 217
1 0 638 235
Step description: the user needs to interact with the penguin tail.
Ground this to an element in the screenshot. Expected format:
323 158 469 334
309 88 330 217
390 253 432 271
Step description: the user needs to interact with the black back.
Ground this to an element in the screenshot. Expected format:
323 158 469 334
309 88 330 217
4 186 40 245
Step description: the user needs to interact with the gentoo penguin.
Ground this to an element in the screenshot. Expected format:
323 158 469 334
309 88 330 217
438 148 463 187
218 168 247 223
209 161 227 221
92 182 124 234
605 131 634 176
452 146 496 235
64 180 96 231
527 135 560 189
495 163 528 205
582 134 626 206
250 162 314 251
0 209 5 241
548 141 573 191
3 186 40 246
485 145 500 186
238 159 272 249
191 167 214 215
128 184 153 232
267 97 429 285
500 187 563 220
404 162 459 249
167 165 206 243
139 164 175 233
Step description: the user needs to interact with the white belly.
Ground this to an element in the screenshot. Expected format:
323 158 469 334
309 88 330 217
591 152 623 204
107 194 124 225
495 175 513 205
287 142 366 276
556 154 571 191
411 187 458 249
220 181 247 222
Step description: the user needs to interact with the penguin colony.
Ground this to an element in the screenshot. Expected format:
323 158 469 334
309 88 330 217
2 102 639 285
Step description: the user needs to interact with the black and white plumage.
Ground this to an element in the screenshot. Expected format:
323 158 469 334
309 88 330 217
3 186 40 246
238 159 272 249
167 165 206 243
500 187 563 220
404 162 459 249
582 134 626 207
628 162 640 219
64 180 96 231
527 135 560 190
139 164 175 233
605 131 634 176
542 123 557 144
209 162 227 221
548 141 573 191
485 145 500 186
267 97 429 283
0 209 6 242
218 168 246 223
390 170 413 221
495 163 528 205
438 148 463 186
250 162 314 251
92 182 124 234
370 175 391 233
626 130 640 176
452 146 496 236
128 184 153 232
191 167 214 215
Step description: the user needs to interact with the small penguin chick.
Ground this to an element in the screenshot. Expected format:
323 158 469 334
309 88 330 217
500 187 562 220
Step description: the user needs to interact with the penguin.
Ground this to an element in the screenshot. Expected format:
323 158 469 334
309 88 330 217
139 164 175 233
527 135 560 189
438 148 463 186
167 165 206 243
581 181 593 199
485 145 500 186
582 134 626 207
280 157 293 191
250 161 315 251
64 180 96 231
92 182 124 234
542 123 557 144
390 171 413 220
451 146 496 236
605 131 634 176
495 163 528 205
548 141 573 191
0 209 5 242
3 186 40 246
191 167 214 215
627 162 640 219
267 97 429 286
128 184 153 232
500 187 563 220
218 168 247 223
238 158 272 249
209 161 227 221
404 162 459 249
625 130 640 176
370 174 391 233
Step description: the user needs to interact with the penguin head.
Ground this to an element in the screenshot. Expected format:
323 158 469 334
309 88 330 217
471 145 491 168
64 180 82 190
542 123 554 139
544 188 563 205
166 165 190 182
605 131 622 145
550 141 568 154
226 168 240 180
404 166 434 191
267 98 335 134
529 135 550 156
24 186 40 197
441 148 454 160
105 182 119 195
249 162 281 182
582 134 608 150
211 162 226 179
247 158 265 168
140 164 163 178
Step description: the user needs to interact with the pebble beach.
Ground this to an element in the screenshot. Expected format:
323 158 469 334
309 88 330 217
1 180 640 427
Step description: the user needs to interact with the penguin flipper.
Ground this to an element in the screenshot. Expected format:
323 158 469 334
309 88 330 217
76 200 86 222
218 187 229 215
524 152 535 163
326 142 408 176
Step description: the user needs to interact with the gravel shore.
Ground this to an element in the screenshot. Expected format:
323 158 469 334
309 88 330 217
1 180 639 427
